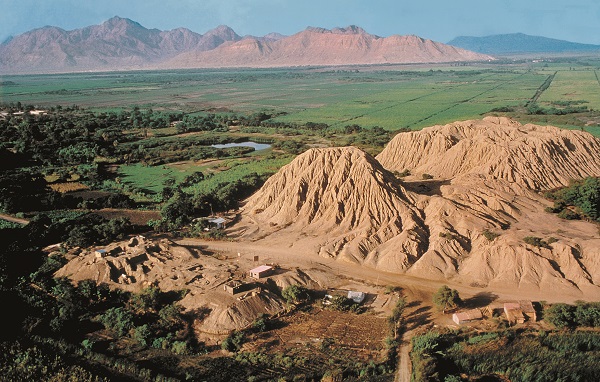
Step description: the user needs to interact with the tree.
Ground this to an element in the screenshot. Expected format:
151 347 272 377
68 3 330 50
545 303 576 328
281 284 308 304
432 285 461 313
388 297 407 338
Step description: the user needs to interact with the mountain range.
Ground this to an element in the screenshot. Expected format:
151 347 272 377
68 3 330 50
448 33 600 55
0 16 491 74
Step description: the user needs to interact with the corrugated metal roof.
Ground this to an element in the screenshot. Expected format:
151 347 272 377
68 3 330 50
347 291 366 303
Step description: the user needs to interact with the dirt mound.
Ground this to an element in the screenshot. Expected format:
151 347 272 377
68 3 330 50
54 236 296 333
242 147 428 271
237 121 600 298
376 116 600 191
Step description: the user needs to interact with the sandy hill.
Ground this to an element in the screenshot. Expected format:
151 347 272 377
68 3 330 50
162 26 492 68
243 147 428 268
239 118 600 298
376 117 600 191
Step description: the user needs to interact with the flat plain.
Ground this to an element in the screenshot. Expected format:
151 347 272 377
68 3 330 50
2 60 599 133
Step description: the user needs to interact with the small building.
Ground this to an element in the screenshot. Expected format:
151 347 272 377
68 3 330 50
95 249 108 258
208 217 227 229
224 280 246 295
452 308 483 325
518 300 537 322
347 291 366 304
249 265 273 279
504 301 536 324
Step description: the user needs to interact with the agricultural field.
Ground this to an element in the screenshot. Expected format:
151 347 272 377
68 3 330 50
1 60 599 132
537 69 600 109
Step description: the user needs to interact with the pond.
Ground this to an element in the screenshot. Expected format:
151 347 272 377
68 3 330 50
211 141 272 151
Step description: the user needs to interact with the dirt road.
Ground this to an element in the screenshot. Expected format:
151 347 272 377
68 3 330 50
396 328 415 382
176 238 585 304
0 213 29 225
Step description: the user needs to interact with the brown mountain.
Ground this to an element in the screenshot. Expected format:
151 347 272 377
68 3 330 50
239 118 600 298
0 16 241 73
162 25 493 68
0 18 491 74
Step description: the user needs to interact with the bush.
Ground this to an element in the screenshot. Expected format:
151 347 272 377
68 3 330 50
432 285 461 313
523 236 548 248
328 295 361 313
252 314 269 332
222 331 245 352
557 208 580 220
281 284 308 304
422 173 434 180
482 229 500 241
394 169 411 178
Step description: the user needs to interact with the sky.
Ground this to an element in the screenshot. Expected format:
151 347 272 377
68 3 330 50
1 0 600 45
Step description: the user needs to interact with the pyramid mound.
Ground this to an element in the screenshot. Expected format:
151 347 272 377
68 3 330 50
376 117 600 191
238 121 600 297
243 147 428 270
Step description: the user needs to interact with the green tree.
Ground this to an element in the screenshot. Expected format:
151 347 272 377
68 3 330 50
388 297 407 338
281 284 308 304
99 307 134 337
433 285 461 313
545 303 575 328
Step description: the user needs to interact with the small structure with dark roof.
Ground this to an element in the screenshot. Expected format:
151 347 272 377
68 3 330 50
452 308 483 325
249 265 273 279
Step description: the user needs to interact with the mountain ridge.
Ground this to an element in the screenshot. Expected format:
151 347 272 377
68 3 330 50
448 32 600 55
0 16 491 74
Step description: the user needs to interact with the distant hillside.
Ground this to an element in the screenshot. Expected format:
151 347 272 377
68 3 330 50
0 17 491 74
0 16 242 73
160 25 492 69
448 33 600 55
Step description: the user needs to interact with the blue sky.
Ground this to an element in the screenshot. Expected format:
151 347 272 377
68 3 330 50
2 0 599 45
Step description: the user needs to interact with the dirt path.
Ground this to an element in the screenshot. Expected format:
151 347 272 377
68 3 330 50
175 238 585 304
396 328 414 382
0 213 29 225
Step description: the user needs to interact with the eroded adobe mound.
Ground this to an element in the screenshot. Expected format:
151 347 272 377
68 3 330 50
242 147 428 270
239 119 600 297
376 116 600 191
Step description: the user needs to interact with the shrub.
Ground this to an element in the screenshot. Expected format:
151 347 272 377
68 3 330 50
523 236 548 248
439 232 458 241
482 229 500 242
328 295 361 313
222 331 245 352
557 208 580 220
422 173 434 180
394 169 411 178
281 284 308 304
252 314 269 332
432 285 461 313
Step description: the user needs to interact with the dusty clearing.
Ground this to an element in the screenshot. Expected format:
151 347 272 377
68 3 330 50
246 306 389 361
93 208 160 225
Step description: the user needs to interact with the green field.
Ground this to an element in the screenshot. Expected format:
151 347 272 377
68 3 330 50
538 69 600 107
2 60 600 131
